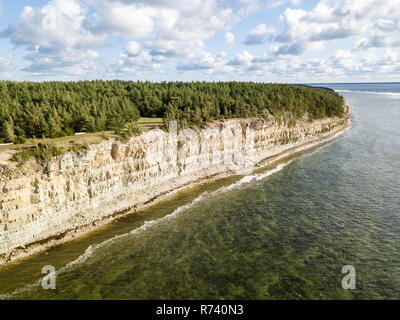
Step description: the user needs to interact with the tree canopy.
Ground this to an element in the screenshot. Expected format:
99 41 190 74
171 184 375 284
0 80 344 143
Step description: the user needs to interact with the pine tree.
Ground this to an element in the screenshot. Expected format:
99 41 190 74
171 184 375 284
1 119 15 143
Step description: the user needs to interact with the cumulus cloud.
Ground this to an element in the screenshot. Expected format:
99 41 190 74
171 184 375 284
2 0 236 77
266 0 301 10
1 0 103 75
306 50 400 79
2 1 104 49
177 50 218 71
111 50 161 75
244 24 275 45
23 47 100 76
274 0 400 55
225 32 235 45
100 0 400 79
2 0 400 80
237 0 301 16
125 41 141 56
353 18 400 50
113 38 215 75
243 47 400 82
228 50 254 67
87 0 235 41
237 0 264 15
177 50 233 75
145 39 182 60
85 0 157 39
112 39 213 75
88 0 237 75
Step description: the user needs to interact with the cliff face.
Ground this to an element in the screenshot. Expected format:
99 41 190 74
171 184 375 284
0 115 348 258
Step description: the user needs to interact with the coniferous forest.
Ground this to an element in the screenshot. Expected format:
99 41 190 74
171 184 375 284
0 81 344 143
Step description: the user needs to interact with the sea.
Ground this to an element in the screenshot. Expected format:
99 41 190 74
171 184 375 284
0 83 399 299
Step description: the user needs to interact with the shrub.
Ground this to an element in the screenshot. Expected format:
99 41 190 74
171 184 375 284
14 136 27 145
11 143 66 166
116 122 142 142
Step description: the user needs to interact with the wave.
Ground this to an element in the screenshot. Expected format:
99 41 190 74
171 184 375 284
0 160 293 299
226 161 293 189
336 89 400 97
65 161 294 265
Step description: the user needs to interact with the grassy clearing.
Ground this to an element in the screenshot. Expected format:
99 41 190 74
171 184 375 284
0 118 164 166
138 117 163 125
9 141 92 167
137 117 164 131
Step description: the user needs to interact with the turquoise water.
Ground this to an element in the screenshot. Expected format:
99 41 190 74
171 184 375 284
1 83 399 299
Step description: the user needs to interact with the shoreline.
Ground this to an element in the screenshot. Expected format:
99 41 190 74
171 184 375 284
0 111 351 267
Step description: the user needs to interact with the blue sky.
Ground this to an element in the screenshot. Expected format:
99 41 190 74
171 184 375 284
0 0 399 82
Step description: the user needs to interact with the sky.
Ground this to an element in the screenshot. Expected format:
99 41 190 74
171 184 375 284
0 0 399 83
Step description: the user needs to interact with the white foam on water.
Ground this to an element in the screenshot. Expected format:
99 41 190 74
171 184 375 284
336 90 400 98
255 162 293 181
224 161 293 191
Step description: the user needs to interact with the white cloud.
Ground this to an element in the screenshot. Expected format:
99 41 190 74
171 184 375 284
86 0 157 39
274 0 400 55
23 48 100 76
237 0 264 15
3 0 104 49
90 0 237 76
2 0 400 81
87 0 235 41
125 41 141 55
244 23 275 45
176 49 234 75
0 55 12 72
237 0 301 16
101 0 400 80
225 32 235 45
242 47 400 82
177 51 217 71
2 0 236 77
112 38 207 75
228 50 254 67
145 39 182 59
144 39 207 64
353 18 400 50
111 50 161 75
266 0 301 10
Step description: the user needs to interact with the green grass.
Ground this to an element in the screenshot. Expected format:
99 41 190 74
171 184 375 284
138 117 163 125
1 118 164 165
1 118 165 165
10 142 91 166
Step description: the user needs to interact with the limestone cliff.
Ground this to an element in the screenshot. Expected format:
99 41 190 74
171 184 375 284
0 114 349 261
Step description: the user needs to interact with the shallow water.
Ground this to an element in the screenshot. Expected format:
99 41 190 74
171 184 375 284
1 83 400 300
